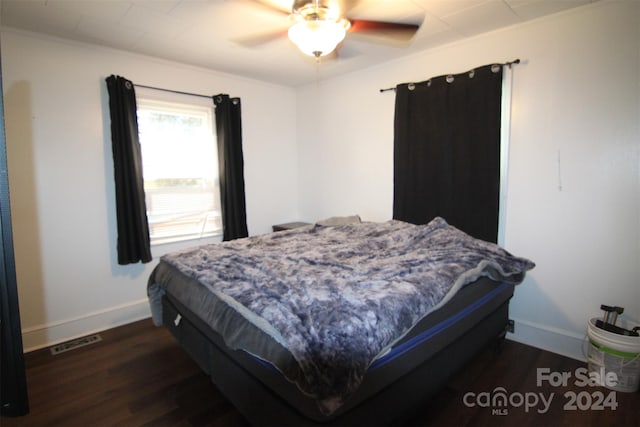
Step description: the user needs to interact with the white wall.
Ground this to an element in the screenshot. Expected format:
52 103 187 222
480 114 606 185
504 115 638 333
1 30 299 351
296 0 640 361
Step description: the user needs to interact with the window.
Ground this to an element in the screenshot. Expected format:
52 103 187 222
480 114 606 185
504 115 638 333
137 98 222 245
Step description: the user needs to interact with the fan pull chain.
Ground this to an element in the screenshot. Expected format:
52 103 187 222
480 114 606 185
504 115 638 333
315 57 322 86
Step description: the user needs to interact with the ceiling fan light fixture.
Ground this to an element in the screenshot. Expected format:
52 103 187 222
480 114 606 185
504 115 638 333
288 19 348 58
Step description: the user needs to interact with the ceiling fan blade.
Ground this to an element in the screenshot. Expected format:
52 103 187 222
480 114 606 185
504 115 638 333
348 19 420 42
338 0 362 15
231 28 289 47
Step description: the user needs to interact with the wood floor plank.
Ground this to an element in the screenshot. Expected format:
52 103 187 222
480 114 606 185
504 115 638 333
2 319 637 426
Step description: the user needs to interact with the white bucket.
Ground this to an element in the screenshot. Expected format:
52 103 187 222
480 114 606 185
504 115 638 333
587 318 640 393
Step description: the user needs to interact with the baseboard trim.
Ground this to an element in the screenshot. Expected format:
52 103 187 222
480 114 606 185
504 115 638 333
21 299 151 353
507 317 589 362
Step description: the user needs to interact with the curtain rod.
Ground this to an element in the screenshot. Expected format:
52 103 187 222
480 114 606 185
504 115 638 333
133 83 212 100
379 59 521 93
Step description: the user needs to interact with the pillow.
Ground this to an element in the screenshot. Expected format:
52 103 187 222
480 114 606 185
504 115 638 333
315 215 362 227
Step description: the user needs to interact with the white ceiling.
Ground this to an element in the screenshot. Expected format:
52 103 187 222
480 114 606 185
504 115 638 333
0 0 596 87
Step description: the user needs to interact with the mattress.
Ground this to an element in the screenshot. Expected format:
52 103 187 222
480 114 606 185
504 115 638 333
161 276 514 423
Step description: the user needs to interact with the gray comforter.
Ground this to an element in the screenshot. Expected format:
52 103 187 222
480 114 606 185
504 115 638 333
148 217 534 415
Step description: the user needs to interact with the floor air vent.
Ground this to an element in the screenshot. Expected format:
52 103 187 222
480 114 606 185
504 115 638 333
50 334 102 355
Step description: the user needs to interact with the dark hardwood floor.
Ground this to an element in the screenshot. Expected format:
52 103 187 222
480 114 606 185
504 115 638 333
2 319 638 426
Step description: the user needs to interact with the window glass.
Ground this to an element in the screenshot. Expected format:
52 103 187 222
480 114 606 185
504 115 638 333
137 98 222 245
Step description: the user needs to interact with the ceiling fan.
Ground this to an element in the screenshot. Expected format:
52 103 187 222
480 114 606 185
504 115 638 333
243 0 423 59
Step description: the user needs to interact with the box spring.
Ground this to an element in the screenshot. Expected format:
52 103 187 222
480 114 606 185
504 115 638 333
161 278 513 426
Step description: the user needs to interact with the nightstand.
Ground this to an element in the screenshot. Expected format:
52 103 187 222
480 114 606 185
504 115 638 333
272 221 311 232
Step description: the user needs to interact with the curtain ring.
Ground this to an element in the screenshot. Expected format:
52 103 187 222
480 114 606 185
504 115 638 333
446 75 454 83
491 64 501 73
468 70 475 78
427 79 432 87
232 98 239 105
408 83 415 91
124 81 132 90
216 95 223 103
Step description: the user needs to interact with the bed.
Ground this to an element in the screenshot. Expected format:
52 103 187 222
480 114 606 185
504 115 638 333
147 216 534 426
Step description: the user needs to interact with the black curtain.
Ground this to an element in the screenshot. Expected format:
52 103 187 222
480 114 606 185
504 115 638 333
105 75 152 264
0 46 29 417
393 64 503 243
214 94 248 241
